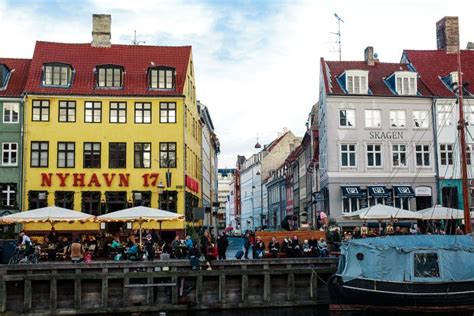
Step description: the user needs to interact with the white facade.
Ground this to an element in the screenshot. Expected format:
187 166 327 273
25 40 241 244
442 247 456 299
217 169 234 229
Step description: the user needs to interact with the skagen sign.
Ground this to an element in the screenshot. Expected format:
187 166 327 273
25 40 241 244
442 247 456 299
369 131 404 140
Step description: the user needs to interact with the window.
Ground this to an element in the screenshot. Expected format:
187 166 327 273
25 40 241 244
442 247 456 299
367 144 382 167
345 70 368 94
57 142 75 168
464 105 474 126
85 101 102 123
395 71 417 95
159 191 178 212
160 142 177 168
82 191 101 215
339 109 355 127
134 143 151 168
467 145 474 165
133 191 151 207
365 110 381 128
43 64 71 86
440 144 454 166
390 110 406 128
97 66 123 88
413 111 429 128
28 191 48 210
109 143 126 168
55 191 74 209
342 198 359 213
1 184 16 208
0 64 10 89
31 141 48 167
414 253 440 278
3 103 19 123
149 67 175 89
84 142 101 168
438 104 453 126
58 101 76 122
394 197 410 210
109 102 127 123
32 100 50 121
392 144 407 167
415 144 430 167
160 102 176 123
2 143 17 166
134 102 151 123
340 144 356 167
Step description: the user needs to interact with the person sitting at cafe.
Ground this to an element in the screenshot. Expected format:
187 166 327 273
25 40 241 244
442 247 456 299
254 236 265 259
111 236 122 249
126 240 139 261
189 244 201 270
47 227 58 244
171 235 184 258
268 237 280 258
69 239 85 263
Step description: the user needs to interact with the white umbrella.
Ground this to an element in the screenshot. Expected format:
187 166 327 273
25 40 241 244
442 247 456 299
96 206 184 245
0 206 95 226
342 204 423 220
419 205 472 220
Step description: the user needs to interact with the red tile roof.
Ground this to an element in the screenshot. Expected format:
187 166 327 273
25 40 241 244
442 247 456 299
403 49 474 98
320 58 432 96
25 41 191 96
0 58 31 98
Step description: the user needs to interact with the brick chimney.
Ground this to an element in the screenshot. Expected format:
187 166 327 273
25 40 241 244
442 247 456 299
436 16 459 54
364 46 378 66
92 14 111 48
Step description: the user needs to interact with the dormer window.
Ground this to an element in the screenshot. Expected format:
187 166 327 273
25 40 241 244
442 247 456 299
149 67 175 89
395 71 417 95
43 63 72 87
340 70 369 94
97 65 123 88
0 64 10 89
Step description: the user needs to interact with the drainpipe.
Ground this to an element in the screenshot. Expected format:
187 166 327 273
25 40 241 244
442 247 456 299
431 97 441 205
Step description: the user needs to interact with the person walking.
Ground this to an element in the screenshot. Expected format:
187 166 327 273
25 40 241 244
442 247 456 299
217 232 229 260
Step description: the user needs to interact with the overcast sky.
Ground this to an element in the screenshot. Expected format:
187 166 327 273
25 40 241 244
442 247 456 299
1 0 473 167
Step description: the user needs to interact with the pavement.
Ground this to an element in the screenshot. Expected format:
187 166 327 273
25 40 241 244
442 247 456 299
226 236 244 259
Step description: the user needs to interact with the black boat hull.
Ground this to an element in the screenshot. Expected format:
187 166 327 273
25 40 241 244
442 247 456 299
328 274 474 311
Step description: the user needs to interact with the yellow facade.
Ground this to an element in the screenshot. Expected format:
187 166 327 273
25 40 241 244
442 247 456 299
23 58 202 233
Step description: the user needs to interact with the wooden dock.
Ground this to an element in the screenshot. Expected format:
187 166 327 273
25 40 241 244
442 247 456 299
0 258 338 315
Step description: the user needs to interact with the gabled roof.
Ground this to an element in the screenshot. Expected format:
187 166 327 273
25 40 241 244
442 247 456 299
0 58 31 98
320 58 432 97
25 41 191 97
403 49 474 98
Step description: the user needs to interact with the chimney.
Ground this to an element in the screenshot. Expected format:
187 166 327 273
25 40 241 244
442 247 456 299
436 16 459 53
92 14 111 48
364 46 378 66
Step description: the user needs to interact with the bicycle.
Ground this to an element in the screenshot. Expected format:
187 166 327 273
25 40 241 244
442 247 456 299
8 245 40 264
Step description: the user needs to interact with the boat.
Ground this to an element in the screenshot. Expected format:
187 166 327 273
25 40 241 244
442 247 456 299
328 235 474 311
329 20 474 313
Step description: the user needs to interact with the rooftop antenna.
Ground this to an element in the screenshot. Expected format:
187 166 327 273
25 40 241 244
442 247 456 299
331 13 344 61
132 30 146 45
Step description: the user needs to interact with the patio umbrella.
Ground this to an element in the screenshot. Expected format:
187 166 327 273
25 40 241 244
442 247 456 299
96 206 184 245
0 206 95 227
342 204 423 220
418 205 472 220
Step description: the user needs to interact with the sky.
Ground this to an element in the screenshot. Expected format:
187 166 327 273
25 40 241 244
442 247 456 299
1 0 474 167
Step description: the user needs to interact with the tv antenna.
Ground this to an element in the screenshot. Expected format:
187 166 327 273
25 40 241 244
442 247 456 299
331 13 344 61
132 30 146 45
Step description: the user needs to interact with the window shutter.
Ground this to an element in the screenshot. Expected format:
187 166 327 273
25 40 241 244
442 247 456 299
396 77 402 94
409 77 416 95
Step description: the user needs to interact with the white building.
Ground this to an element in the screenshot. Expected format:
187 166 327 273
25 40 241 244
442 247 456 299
217 168 234 230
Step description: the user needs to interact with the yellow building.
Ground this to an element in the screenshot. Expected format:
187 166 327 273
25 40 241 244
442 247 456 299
22 15 202 236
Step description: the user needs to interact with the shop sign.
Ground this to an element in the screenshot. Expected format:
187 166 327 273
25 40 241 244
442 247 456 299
415 186 432 197
369 131 404 140
40 172 161 187
185 175 200 193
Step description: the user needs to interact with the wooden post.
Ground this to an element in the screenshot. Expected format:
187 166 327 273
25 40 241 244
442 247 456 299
264 273 271 302
146 268 154 305
101 268 108 308
241 274 248 303
74 269 81 310
171 276 178 304
50 272 57 311
24 279 32 311
287 273 295 301
123 268 129 307
218 274 226 303
0 280 6 313
196 275 203 304
310 271 318 301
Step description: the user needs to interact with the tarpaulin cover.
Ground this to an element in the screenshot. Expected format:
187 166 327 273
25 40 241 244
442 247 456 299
338 235 474 283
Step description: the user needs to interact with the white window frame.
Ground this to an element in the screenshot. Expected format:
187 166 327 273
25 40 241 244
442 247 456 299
2 142 18 166
1 184 15 207
340 143 357 168
339 109 355 128
392 143 407 168
365 109 382 128
438 104 453 126
415 144 431 167
366 143 383 168
345 70 369 94
464 104 474 126
342 197 359 213
413 110 429 129
467 144 474 165
389 110 406 128
395 71 417 95
43 64 71 87
3 102 19 124
439 144 454 166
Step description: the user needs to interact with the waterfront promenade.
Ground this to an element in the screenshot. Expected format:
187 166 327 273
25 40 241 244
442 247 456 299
0 257 337 315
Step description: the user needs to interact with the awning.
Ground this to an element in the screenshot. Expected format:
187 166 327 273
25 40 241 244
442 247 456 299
368 186 391 197
341 186 364 198
393 186 415 197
